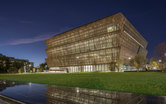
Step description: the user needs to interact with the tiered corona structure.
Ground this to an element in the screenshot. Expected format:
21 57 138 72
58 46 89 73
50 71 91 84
45 13 148 72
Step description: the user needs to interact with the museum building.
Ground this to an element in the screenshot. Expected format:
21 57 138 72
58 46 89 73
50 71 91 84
45 13 148 73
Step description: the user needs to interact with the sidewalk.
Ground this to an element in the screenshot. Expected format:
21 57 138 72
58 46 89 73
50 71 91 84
0 98 10 104
0 95 25 104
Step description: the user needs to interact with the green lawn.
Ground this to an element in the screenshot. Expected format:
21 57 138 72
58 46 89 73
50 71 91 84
0 72 166 96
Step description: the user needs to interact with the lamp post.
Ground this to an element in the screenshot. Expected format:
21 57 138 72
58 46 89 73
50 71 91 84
127 57 132 71
159 59 163 71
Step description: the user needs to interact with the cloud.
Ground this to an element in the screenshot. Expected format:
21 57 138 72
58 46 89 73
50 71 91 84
8 33 54 45
0 26 72 46
0 33 54 47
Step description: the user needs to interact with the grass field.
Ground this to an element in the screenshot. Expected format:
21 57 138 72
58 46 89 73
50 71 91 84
0 72 166 96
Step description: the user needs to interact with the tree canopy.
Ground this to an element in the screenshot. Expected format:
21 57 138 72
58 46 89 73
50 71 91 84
130 54 147 72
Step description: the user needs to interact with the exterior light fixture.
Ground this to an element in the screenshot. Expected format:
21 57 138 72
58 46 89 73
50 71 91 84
76 87 79 93
128 57 131 60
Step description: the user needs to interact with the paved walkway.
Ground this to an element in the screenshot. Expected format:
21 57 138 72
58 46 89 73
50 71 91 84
0 98 10 104
0 95 25 104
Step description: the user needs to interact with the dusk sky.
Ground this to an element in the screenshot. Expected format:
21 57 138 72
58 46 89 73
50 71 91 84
0 0 165 66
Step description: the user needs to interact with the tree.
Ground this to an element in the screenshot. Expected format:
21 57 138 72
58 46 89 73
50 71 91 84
39 62 48 70
80 61 84 72
109 62 116 71
8 67 18 73
130 54 147 72
116 59 123 72
154 43 166 71
37 67 43 72
33 68 36 72
108 59 123 72
93 59 97 72
18 67 24 73
13 61 24 69
0 54 10 73
149 58 160 70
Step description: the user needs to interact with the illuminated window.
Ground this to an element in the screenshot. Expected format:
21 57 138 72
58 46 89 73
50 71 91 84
107 25 118 32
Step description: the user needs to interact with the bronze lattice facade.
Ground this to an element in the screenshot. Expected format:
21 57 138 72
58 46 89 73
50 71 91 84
45 13 148 72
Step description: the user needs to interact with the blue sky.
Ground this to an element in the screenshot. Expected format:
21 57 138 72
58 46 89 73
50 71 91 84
0 0 166 66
